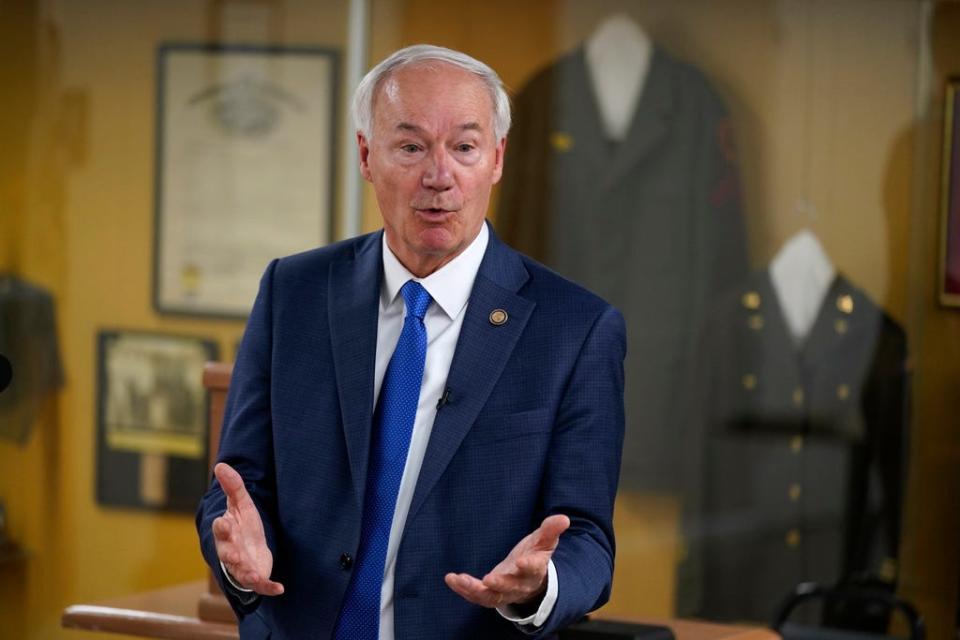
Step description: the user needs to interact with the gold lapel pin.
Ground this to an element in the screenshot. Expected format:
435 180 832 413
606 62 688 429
489 309 508 326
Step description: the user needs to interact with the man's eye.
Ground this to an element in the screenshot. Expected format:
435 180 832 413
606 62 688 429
401 144 421 153
455 144 475 152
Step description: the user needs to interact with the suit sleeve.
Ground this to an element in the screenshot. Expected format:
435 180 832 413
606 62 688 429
196 259 282 617
529 304 627 636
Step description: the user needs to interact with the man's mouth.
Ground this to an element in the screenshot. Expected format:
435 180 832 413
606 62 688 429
414 207 456 217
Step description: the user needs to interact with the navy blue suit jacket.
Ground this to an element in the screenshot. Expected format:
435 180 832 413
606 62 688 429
197 225 626 639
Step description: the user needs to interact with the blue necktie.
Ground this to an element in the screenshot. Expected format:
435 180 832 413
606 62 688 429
334 280 432 640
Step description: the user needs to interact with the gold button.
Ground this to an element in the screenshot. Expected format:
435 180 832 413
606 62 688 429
788 483 802 501
837 294 854 314
834 318 848 334
880 557 898 582
489 309 508 325
790 435 804 453
742 291 761 309
837 384 850 400
550 131 573 152
786 529 801 547
792 387 804 407
742 373 757 390
748 314 764 330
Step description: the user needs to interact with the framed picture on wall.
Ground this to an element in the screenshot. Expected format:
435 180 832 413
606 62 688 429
153 43 339 318
95 330 219 512
941 78 960 308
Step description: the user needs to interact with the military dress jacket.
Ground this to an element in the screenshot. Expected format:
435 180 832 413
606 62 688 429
497 45 749 491
686 270 909 623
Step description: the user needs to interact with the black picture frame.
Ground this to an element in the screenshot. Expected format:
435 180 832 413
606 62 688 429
95 329 219 513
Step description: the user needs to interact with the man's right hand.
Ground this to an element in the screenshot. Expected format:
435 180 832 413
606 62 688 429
211 462 285 596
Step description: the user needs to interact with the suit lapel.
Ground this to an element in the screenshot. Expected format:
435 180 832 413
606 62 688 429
602 47 674 187
328 232 383 502
556 48 674 189
406 229 534 523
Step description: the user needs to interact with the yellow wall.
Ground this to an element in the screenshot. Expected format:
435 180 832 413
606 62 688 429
1 2 350 638
0 1 958 638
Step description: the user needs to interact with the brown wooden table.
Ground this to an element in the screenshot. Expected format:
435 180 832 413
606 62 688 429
62 579 780 639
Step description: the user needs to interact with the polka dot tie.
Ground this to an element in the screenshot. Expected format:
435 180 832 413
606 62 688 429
333 280 432 640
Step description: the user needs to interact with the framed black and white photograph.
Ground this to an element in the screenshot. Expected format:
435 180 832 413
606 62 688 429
153 43 339 317
96 330 219 512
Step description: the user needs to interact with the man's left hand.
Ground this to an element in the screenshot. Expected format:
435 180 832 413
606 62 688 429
444 514 570 608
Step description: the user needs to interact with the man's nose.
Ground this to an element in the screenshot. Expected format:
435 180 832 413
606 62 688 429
422 148 454 190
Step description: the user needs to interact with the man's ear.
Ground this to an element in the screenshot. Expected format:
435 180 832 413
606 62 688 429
357 132 373 182
491 136 507 184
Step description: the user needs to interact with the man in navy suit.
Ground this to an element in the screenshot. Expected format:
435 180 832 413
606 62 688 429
197 44 626 639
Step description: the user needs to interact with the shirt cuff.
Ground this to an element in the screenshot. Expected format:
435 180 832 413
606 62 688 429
220 560 255 593
496 559 558 628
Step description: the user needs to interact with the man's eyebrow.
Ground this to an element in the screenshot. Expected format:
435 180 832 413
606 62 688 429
394 122 484 133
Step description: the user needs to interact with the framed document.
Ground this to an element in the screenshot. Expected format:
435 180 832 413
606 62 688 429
941 78 960 307
154 43 339 317
96 330 219 512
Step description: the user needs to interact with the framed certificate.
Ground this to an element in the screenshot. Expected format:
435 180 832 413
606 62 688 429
153 43 339 317
96 330 219 512
941 78 960 307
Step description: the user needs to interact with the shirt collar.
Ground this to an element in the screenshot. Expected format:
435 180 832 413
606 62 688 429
381 222 489 320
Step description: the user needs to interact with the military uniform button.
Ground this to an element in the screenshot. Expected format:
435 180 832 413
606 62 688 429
550 131 573 152
748 314 764 330
792 387 804 407
742 374 757 390
790 436 804 453
834 318 848 334
837 294 854 314
742 291 761 309
837 384 850 400
880 557 898 582
788 483 802 501
786 529 801 547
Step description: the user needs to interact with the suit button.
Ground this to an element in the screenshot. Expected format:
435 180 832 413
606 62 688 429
339 553 353 570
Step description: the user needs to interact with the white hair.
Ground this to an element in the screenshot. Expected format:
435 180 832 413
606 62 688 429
352 44 511 142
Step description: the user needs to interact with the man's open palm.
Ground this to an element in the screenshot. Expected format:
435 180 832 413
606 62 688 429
444 514 570 608
212 462 284 596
